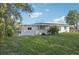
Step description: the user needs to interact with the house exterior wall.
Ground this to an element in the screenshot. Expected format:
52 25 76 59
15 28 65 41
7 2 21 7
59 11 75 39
66 27 70 32
19 25 38 35
19 24 70 36
59 26 69 33
36 30 48 35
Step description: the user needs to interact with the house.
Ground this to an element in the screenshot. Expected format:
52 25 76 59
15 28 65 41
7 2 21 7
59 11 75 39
19 22 70 36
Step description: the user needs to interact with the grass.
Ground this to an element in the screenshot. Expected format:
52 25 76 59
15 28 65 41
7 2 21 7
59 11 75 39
0 32 79 55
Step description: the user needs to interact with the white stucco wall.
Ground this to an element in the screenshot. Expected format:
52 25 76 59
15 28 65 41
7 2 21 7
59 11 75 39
20 25 38 35
19 25 70 36
59 26 69 33
66 27 70 32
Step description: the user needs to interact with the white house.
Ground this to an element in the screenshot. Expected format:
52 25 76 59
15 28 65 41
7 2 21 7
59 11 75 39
19 22 70 36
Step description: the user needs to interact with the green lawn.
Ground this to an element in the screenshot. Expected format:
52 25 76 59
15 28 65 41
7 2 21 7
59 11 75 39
0 32 79 55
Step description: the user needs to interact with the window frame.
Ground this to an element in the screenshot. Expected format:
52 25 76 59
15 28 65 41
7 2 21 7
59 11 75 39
27 27 32 30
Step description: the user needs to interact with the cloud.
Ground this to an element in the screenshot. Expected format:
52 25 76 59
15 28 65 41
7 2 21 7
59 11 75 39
45 9 50 12
30 12 43 18
53 16 66 24
46 16 66 24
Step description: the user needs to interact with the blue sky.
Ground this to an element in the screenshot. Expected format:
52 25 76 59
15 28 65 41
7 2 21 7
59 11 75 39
21 3 79 24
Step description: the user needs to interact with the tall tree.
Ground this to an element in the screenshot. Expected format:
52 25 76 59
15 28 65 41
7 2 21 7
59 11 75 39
65 10 79 31
0 3 33 38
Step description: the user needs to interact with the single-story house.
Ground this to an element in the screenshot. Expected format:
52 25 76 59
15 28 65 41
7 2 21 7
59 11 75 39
19 22 70 36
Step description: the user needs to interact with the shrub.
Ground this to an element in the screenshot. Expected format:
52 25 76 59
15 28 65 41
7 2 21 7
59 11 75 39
47 26 59 35
6 25 15 37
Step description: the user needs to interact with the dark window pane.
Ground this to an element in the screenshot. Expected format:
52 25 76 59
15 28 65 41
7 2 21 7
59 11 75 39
28 27 32 30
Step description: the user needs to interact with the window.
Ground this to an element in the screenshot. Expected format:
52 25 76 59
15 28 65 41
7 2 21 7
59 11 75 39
28 27 32 30
39 25 46 30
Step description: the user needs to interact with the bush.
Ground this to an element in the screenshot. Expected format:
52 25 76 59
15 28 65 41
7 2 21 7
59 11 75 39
6 25 15 37
47 26 59 35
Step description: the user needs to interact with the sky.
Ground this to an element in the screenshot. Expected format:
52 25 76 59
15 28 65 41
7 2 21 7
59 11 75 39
21 3 79 24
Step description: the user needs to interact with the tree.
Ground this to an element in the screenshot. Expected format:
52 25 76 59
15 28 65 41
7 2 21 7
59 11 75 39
47 26 59 35
65 10 79 31
0 3 33 38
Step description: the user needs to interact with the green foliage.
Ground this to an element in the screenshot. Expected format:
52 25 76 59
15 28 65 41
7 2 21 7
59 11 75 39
6 25 15 36
65 10 79 25
65 10 79 30
47 26 59 35
1 32 79 54
0 19 4 37
0 3 33 37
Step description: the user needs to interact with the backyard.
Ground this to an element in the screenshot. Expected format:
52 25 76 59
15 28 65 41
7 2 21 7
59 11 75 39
0 32 79 55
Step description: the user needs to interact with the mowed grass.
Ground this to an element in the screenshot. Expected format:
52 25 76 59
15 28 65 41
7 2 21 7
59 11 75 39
0 32 79 55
